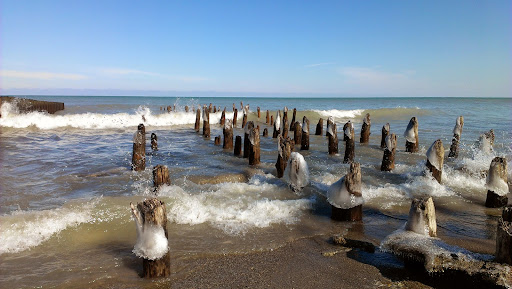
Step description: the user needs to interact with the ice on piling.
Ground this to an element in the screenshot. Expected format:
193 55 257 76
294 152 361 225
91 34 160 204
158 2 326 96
327 116 335 136
283 152 310 192
404 121 416 143
224 119 232 130
327 176 364 209
453 116 463 136
426 140 444 171
487 161 509 196
130 205 169 260
385 134 396 151
302 118 309 133
275 112 281 131
344 121 353 140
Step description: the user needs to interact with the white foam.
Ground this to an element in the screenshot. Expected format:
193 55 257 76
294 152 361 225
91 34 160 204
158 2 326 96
132 223 169 260
283 152 310 192
314 109 364 121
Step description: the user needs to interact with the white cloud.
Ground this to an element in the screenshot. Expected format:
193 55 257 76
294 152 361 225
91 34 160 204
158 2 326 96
0 70 87 80
304 62 335 68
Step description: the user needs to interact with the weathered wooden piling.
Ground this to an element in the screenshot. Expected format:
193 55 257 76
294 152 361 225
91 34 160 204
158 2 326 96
289 108 297 131
485 157 509 208
360 113 371 144
448 116 464 158
263 128 268 137
293 121 302 146
234 136 242 156
270 115 274 126
153 165 170 188
248 127 260 165
242 105 248 128
214 136 221 145
130 198 170 278
132 124 146 171
272 111 281 138
276 136 293 178
194 109 201 132
381 133 397 171
233 109 238 127
213 106 217 113
151 133 158 151
220 110 226 126
496 205 512 265
405 197 437 237
327 123 338 155
167 106 172 113
0 97 66 114
266 110 270 124
330 162 363 221
243 121 255 158
185 105 189 112
208 103 212 113
479 129 495 153
404 117 419 153
282 108 289 138
381 123 390 148
257 107 261 119
426 139 444 183
223 119 233 149
343 121 355 163
315 118 323 135
202 106 210 138
301 116 310 150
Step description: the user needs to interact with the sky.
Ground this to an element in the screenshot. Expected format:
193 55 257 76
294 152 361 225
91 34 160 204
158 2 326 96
0 0 510 97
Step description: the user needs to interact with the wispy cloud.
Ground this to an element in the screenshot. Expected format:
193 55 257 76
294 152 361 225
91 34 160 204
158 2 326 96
99 68 159 76
304 62 335 68
0 70 87 80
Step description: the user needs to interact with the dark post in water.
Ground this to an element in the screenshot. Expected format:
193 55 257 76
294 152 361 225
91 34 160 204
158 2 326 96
404 117 419 153
234 135 242 156
496 205 512 265
248 127 260 165
153 165 170 189
223 119 233 150
263 128 268 137
233 109 238 127
301 116 310 150
195 109 201 132
266 110 270 124
360 113 371 144
282 107 289 139
315 118 323 135
151 133 158 151
276 136 293 178
132 124 146 171
343 121 355 163
448 116 464 158
381 133 397 171
426 139 444 183
289 108 297 132
272 111 281 138
330 162 363 221
381 123 390 148
202 106 210 138
244 121 255 158
327 117 338 155
293 121 302 146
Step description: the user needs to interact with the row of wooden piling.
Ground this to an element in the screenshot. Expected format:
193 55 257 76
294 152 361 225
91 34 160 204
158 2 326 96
0 96 65 115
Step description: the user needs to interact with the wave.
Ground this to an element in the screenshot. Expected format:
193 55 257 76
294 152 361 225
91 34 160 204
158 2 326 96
312 107 428 123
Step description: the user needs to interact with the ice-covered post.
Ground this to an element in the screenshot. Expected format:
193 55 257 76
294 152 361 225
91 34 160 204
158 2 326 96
266 110 270 124
233 109 238 127
153 165 170 189
404 197 437 237
276 136 293 178
485 157 509 208
301 116 310 150
496 205 512 265
263 128 268 137
448 116 464 158
343 121 355 163
282 107 289 139
130 198 170 278
151 133 158 151
426 139 444 183
479 129 495 153
381 133 397 171
234 135 242 156
404 117 419 153
202 106 210 138
315 118 323 135
360 113 371 144
220 109 226 126
293 121 302 147
243 121 255 158
194 109 201 132
273 110 281 138
132 124 146 171
283 152 309 192
327 117 338 155
289 108 297 132
223 119 233 150
248 126 260 165
381 123 390 148
328 162 363 221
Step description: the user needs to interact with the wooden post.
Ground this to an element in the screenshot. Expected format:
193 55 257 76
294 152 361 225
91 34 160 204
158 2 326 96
233 103 236 112
405 197 437 237
153 165 170 188
185 105 189 112
257 107 261 119
214 136 221 145
263 128 268 137
289 108 297 132
151 133 158 151
220 110 226 126
213 106 217 113
485 157 509 208
243 121 255 158
130 198 170 278
381 123 390 148
327 122 338 155
233 109 238 127
426 139 444 183
315 118 323 135
479 129 495 153
496 205 512 265
282 107 289 139
301 116 310 150
248 127 260 165
132 124 146 171
329 162 363 221
360 113 371 144
293 121 302 147
381 133 397 171
167 106 171 113
404 117 419 153
343 121 355 163
194 109 201 132
272 111 281 138
208 103 212 113
202 106 210 138
448 116 464 158
266 110 270 124
223 119 233 149
242 105 248 128
234 136 242 156
276 136 293 178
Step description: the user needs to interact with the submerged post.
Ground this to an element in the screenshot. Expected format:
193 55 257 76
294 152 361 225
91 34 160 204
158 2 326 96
223 119 234 149
195 109 201 132
496 205 512 265
248 126 260 165
448 116 464 158
315 118 323 135
343 121 355 163
276 136 293 178
426 139 444 183
327 117 338 155
404 117 419 153
381 123 390 148
234 135 242 156
202 106 210 138
381 133 397 171
328 162 363 221
130 198 170 278
293 121 302 147
301 116 310 150
270 115 274 127
485 157 509 208
243 121 255 158
273 111 281 138
153 165 170 189
151 133 158 151
360 113 371 144
132 124 146 171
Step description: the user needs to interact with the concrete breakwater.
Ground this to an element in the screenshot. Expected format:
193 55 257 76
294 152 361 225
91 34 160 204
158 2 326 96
0 96 64 116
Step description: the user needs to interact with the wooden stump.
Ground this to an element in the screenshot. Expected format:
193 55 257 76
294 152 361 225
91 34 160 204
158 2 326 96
293 121 302 146
194 109 201 132
448 116 464 158
315 118 323 136
153 165 170 188
243 121 255 158
263 128 268 137
330 162 363 221
332 205 362 222
276 136 293 178
233 109 238 127
214 136 221 145
426 139 444 183
328 122 338 155
301 116 310 150
404 117 419 153
272 111 281 138
208 103 212 113
234 136 242 156
202 107 210 138
360 113 371 144
266 110 270 124
185 105 189 112
223 119 233 149
381 123 390 148
242 113 247 129
343 121 355 163
496 205 512 265
167 106 171 113
220 110 226 126
381 133 397 171
248 127 260 165
485 157 509 208
132 124 146 171
130 198 170 278
405 197 437 237
270 115 274 127
289 108 297 132
282 108 289 138
479 129 495 153
151 133 158 151
257 107 261 119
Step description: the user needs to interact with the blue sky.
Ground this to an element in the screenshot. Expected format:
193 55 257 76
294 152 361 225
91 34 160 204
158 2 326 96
1 0 510 97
